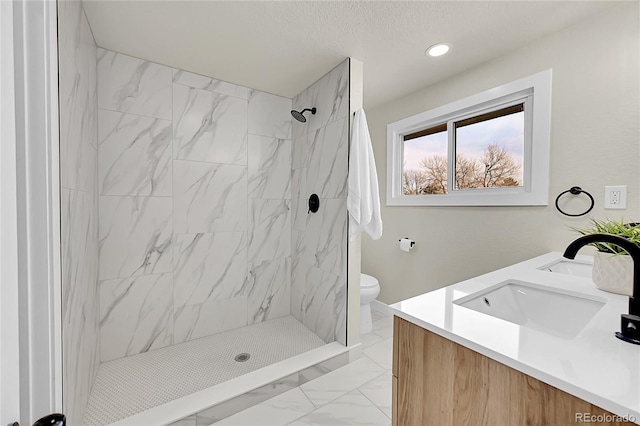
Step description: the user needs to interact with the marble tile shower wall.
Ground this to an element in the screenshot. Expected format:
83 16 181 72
290 60 350 345
58 1 100 424
96 48 293 362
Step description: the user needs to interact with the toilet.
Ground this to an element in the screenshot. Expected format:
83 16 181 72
360 273 381 334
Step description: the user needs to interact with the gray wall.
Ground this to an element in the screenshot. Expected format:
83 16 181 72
290 60 350 344
363 3 640 304
58 1 100 423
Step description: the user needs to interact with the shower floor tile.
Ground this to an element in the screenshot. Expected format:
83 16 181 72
83 316 325 425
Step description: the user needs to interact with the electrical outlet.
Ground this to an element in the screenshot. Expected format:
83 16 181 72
604 185 627 209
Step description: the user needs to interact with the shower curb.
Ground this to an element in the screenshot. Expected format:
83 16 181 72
108 342 349 426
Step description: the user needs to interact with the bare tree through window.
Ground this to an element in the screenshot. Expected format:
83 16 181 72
402 143 521 195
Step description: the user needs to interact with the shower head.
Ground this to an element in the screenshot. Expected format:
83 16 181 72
291 107 316 123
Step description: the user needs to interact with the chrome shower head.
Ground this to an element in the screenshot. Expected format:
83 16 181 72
291 107 316 123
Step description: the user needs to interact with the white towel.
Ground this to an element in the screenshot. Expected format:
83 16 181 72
348 109 382 242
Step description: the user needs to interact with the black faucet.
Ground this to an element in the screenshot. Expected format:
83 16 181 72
563 233 640 345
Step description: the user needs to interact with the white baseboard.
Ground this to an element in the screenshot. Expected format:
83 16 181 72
371 299 392 315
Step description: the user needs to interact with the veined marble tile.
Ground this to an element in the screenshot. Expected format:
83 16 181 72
172 69 249 99
60 187 99 425
59 59 97 192
99 196 173 279
298 358 385 408
58 2 99 423
372 323 394 340
248 135 291 199
99 273 173 362
173 160 247 234
58 1 98 192
245 258 291 324
173 232 247 308
98 109 172 196
358 372 392 419
290 263 346 343
216 387 315 426
294 198 347 279
173 84 248 165
248 90 292 139
292 133 308 171
290 229 305 324
290 389 390 425
97 48 172 119
363 338 393 371
360 331 384 349
304 117 348 199
167 415 196 426
248 199 291 263
196 374 299 425
292 59 349 140
173 296 247 343
291 170 308 232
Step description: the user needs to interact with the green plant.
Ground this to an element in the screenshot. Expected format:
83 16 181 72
572 219 640 254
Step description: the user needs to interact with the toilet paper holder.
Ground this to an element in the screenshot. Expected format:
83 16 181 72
398 237 415 247
398 237 416 252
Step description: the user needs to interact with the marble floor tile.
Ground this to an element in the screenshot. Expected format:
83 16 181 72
372 315 393 329
299 356 384 408
197 374 298 425
363 338 393 371
358 372 392 419
360 330 384 349
288 390 390 426
217 388 315 426
372 324 393 339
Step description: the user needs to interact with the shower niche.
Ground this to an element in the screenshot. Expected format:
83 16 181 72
58 1 360 424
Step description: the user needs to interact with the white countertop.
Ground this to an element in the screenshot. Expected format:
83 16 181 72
389 252 640 423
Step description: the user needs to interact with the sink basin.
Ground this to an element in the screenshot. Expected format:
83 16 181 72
453 280 605 338
538 259 592 278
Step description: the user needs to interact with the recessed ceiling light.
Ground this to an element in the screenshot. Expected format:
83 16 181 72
426 43 450 57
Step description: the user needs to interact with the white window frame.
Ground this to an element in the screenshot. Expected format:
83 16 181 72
387 69 552 206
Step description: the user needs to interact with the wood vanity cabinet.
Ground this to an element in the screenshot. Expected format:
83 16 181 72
392 316 635 426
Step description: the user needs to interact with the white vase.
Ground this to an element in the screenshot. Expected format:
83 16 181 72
592 251 633 296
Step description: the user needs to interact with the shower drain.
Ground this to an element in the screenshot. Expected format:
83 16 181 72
234 353 251 362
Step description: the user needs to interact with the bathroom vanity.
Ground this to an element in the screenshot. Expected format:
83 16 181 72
389 252 640 426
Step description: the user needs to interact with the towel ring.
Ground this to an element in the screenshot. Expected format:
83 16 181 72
555 186 594 217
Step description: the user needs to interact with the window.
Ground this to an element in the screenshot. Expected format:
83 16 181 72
387 70 551 206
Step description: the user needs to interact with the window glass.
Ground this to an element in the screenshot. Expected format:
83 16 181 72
454 105 524 190
403 127 447 195
386 69 551 206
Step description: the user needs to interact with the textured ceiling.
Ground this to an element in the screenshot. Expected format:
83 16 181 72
82 1 616 108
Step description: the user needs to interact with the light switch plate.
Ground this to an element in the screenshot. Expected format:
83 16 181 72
604 185 627 209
